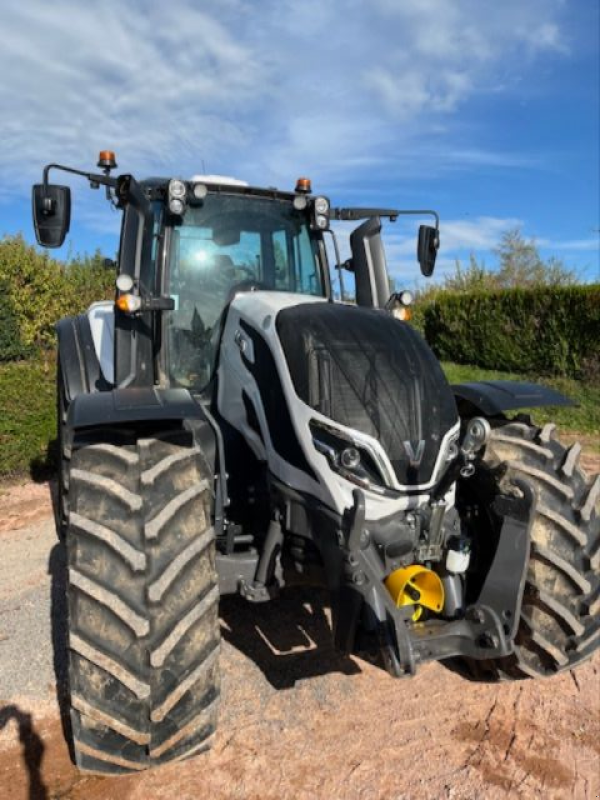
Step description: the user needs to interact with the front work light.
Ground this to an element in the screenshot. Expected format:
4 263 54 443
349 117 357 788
314 196 329 214
168 179 187 216
169 198 185 215
115 274 134 293
311 195 330 231
169 179 186 199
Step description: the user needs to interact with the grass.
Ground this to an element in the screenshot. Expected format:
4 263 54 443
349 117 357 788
0 354 598 481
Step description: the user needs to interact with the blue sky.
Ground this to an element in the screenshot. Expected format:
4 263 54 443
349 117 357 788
1 0 598 288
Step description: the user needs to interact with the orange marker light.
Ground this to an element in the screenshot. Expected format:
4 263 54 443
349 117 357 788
295 177 312 193
116 294 141 314
394 306 412 322
98 150 117 170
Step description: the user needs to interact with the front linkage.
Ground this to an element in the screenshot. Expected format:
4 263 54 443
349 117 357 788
333 481 535 677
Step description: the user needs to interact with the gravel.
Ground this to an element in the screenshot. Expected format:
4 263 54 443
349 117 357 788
0 488 598 800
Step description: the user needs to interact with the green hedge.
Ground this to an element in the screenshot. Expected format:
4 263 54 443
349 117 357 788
0 234 115 360
420 284 600 380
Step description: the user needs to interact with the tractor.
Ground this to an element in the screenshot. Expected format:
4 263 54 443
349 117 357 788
32 152 599 774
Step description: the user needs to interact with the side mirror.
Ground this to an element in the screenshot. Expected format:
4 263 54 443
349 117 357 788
350 216 390 308
417 224 439 277
32 184 71 248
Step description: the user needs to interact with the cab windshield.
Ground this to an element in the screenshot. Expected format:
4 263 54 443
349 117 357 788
166 193 325 389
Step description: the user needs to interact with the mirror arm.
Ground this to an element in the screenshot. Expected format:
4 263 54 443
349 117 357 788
332 207 439 230
42 163 117 195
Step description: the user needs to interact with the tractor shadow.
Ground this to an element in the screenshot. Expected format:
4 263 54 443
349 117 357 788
0 704 48 799
29 436 58 485
219 586 361 690
47 539 75 765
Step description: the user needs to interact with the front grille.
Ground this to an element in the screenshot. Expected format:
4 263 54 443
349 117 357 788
276 303 458 485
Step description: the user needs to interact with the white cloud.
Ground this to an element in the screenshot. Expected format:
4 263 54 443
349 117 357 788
0 2 267 187
536 237 600 252
327 215 523 291
0 0 570 204
329 214 597 290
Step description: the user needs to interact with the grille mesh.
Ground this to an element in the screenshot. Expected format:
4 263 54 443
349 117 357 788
277 303 458 485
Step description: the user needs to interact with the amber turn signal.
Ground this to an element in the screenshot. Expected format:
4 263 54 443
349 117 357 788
116 293 141 314
395 306 412 322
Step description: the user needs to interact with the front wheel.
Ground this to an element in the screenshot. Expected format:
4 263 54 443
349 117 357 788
464 419 599 680
66 426 220 773
56 362 69 540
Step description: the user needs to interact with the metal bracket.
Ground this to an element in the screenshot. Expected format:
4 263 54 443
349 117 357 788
334 477 535 675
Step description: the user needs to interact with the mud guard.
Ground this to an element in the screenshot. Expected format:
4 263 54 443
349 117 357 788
56 314 111 402
452 380 575 418
66 387 216 464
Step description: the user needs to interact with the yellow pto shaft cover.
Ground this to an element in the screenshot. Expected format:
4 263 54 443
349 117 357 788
385 565 445 621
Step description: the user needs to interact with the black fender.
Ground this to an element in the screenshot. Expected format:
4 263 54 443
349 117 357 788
66 387 217 468
56 314 111 403
57 317 225 531
452 380 575 418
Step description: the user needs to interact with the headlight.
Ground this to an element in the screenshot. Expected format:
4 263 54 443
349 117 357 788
398 290 413 306
315 214 329 229
340 447 361 469
310 420 386 489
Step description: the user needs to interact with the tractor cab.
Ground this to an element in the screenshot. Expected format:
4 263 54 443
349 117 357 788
32 155 440 393
162 182 329 389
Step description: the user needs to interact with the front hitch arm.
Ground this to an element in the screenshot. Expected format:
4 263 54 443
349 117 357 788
332 481 535 677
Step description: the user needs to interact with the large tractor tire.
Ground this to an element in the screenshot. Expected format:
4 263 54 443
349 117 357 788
467 419 599 680
65 426 220 774
56 358 70 540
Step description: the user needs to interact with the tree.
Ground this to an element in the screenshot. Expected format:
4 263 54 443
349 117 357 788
441 227 577 292
494 228 577 288
0 234 114 357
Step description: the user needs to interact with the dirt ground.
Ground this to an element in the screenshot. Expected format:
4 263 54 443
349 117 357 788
0 459 599 799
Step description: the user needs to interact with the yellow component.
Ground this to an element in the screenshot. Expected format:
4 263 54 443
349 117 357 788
385 565 445 621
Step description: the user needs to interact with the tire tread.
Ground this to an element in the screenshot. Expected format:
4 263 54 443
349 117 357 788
66 427 219 774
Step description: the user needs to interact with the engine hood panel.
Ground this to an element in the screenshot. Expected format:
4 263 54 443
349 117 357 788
228 290 328 321
276 303 459 486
